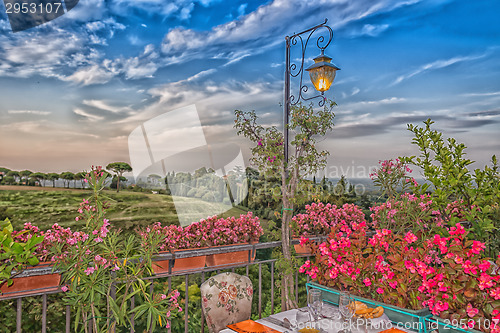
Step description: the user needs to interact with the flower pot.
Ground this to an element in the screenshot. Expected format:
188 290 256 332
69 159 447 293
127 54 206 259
293 237 312 255
206 243 254 267
152 249 207 274
0 262 60 299
307 282 431 333
426 316 483 333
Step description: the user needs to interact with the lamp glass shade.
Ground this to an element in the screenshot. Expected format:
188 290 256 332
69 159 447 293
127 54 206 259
306 54 340 93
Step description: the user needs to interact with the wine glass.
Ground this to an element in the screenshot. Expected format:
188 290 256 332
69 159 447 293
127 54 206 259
307 289 323 324
338 292 355 333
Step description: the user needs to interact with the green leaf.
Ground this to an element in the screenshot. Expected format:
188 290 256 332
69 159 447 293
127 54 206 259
27 257 39 266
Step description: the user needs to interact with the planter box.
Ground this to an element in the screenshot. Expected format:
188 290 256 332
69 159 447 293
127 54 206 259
206 243 255 267
425 316 483 333
307 282 431 333
0 263 60 299
293 238 312 255
152 249 206 274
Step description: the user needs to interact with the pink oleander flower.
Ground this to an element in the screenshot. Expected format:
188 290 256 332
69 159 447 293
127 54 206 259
363 278 372 287
376 288 384 294
84 267 95 275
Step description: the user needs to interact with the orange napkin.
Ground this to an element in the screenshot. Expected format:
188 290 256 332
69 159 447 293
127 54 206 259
379 329 407 333
227 319 282 333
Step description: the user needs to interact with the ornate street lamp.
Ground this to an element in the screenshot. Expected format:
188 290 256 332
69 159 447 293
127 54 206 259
284 19 340 171
306 52 340 93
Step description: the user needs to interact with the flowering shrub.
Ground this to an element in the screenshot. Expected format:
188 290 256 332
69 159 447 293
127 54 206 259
292 202 366 237
138 212 263 251
369 159 417 198
53 166 181 332
12 222 88 262
299 220 500 332
417 224 500 332
370 193 445 240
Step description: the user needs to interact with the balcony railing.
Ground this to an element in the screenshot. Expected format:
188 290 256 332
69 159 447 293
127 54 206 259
1 238 323 333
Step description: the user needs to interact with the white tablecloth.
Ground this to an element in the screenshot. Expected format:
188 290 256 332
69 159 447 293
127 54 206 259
221 305 413 333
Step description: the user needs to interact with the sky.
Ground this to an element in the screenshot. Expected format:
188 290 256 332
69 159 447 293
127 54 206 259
0 0 499 180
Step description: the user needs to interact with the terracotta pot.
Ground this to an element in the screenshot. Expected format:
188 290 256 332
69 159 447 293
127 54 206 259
152 249 207 274
206 243 255 267
0 262 61 299
293 237 312 255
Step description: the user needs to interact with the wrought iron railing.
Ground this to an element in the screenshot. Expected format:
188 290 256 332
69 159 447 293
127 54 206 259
1 238 323 333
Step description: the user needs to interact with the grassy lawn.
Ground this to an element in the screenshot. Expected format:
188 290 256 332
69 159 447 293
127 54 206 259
0 185 248 232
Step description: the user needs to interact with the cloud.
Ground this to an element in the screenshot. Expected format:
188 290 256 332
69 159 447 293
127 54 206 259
392 52 489 85
0 16 124 81
73 108 105 122
65 64 117 85
187 69 217 81
108 0 220 20
160 0 417 66
237 3 248 17
349 24 390 37
82 100 130 113
8 110 51 116
465 110 500 117
463 91 500 97
63 44 160 84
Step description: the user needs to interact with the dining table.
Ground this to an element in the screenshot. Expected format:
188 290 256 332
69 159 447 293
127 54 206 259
221 304 416 333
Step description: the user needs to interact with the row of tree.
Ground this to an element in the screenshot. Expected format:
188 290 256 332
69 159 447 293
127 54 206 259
0 162 133 192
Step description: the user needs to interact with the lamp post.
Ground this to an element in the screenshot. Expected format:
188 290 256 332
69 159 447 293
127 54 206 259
283 19 340 174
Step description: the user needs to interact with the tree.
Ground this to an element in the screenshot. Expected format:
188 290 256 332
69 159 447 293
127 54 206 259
30 172 46 187
6 171 20 184
234 102 335 310
0 167 10 183
106 162 132 192
402 119 500 253
164 176 172 195
19 170 32 185
46 173 59 187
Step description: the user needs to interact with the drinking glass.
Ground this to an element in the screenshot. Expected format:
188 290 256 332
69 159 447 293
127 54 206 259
338 292 355 333
307 289 323 323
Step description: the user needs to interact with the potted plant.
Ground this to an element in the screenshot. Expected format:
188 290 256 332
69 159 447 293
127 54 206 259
0 218 45 298
291 202 366 254
300 218 432 331
137 222 208 273
417 223 500 333
0 221 90 298
140 212 263 270
203 212 263 267
53 166 182 332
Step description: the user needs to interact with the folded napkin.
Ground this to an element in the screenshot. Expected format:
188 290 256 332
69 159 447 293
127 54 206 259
227 319 281 333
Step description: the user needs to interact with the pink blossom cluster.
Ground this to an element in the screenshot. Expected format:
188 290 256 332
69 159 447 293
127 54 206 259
369 159 413 179
292 202 366 237
138 212 263 251
12 222 89 262
299 220 500 332
369 193 452 237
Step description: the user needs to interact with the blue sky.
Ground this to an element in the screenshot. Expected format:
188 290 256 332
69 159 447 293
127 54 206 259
0 0 499 179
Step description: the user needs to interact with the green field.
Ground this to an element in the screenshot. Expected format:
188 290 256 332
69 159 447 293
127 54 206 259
0 185 248 232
